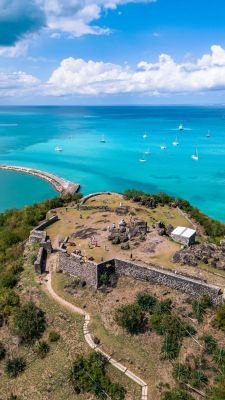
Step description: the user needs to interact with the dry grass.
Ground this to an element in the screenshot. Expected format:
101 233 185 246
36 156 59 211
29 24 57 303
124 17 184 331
52 271 225 400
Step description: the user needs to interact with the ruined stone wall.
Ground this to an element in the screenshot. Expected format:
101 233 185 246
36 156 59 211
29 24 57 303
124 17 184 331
34 247 46 274
57 252 98 287
32 215 59 232
56 252 223 303
114 259 222 304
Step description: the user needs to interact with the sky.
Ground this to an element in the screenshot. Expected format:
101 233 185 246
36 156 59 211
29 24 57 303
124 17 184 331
1 0 225 105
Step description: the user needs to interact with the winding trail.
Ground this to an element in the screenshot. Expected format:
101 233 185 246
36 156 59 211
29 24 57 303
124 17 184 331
45 266 148 400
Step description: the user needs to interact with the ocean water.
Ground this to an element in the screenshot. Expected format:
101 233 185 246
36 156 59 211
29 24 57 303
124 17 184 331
0 106 225 221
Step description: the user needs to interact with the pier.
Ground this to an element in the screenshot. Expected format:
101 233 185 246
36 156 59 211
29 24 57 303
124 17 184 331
0 164 80 196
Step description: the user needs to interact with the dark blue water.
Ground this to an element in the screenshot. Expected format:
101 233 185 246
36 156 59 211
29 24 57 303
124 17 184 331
0 106 225 221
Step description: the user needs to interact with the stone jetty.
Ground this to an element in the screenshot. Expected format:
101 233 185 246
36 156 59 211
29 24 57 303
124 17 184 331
0 164 80 196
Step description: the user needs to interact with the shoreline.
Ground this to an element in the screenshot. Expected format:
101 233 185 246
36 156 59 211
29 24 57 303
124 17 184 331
0 164 80 196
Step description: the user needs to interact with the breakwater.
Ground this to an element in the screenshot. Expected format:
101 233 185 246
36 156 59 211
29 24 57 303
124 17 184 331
0 164 80 196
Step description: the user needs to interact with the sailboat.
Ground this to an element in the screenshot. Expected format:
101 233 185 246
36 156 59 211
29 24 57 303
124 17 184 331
139 158 147 163
143 132 148 139
144 148 151 155
100 135 106 143
172 136 179 146
191 148 199 160
55 146 62 152
139 152 147 162
206 130 211 138
160 145 167 150
179 124 184 131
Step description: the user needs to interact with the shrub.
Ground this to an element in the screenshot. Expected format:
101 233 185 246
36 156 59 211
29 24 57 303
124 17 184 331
0 288 20 316
0 272 18 289
13 301 46 344
192 296 211 323
190 370 208 388
35 341 50 358
4 357 26 378
136 292 157 311
70 352 126 400
162 389 194 400
214 304 225 331
0 341 6 360
114 303 147 334
162 332 181 360
49 331 60 342
213 348 225 368
156 299 172 314
201 334 218 354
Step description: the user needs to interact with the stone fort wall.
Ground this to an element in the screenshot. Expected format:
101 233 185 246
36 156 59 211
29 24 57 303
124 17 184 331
57 254 223 304
57 252 98 287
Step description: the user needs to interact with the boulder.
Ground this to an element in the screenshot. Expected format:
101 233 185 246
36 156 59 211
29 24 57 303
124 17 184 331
121 242 130 250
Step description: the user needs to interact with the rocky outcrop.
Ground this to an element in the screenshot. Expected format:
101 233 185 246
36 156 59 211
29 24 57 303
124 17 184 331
173 242 225 270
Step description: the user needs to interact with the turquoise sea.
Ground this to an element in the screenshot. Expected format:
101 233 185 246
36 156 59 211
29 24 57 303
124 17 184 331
1 106 225 221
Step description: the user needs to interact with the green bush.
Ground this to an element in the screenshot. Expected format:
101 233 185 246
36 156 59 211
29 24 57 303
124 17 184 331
114 303 147 334
0 288 20 316
192 296 211 323
201 334 218 354
156 299 172 314
213 348 225 368
4 357 26 378
70 352 126 400
214 304 225 331
13 301 46 344
162 389 194 400
49 331 60 342
136 292 157 311
0 271 18 289
35 341 50 358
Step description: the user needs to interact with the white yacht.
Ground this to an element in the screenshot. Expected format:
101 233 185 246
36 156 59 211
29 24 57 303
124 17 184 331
55 146 62 152
172 136 179 146
160 145 167 150
144 148 151 155
191 148 199 160
100 135 106 143
139 158 147 163
179 124 184 131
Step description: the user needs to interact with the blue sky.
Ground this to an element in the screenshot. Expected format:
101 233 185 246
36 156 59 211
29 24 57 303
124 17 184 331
1 0 225 105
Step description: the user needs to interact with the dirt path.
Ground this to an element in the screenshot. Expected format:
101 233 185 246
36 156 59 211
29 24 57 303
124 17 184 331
45 253 148 400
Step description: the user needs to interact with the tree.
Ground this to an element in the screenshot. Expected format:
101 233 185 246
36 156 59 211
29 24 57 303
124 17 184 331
70 352 126 400
136 292 157 311
114 303 147 334
13 301 46 344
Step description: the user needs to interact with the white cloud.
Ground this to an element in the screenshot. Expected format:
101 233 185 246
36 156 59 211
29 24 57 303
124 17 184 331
0 70 40 96
0 0 156 55
43 0 156 37
0 40 29 57
3 45 225 99
24 0 152 39
46 45 225 96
